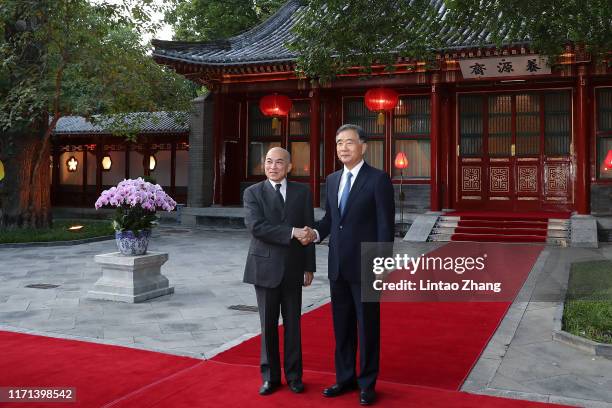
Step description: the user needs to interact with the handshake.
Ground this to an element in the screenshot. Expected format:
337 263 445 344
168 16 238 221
293 226 317 246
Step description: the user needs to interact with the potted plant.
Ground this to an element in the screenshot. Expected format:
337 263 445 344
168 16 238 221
95 177 176 255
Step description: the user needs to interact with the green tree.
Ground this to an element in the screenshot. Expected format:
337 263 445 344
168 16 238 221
290 0 612 81
290 0 443 82
165 0 284 41
446 0 612 59
0 0 195 229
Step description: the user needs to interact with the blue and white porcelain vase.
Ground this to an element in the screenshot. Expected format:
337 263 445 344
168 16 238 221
115 230 151 256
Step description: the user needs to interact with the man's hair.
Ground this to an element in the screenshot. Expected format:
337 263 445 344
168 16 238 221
336 124 367 143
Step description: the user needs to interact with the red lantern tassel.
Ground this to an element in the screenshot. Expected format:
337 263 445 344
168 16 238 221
272 117 279 129
377 112 385 125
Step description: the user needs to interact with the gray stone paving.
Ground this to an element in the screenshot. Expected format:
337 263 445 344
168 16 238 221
0 227 330 358
0 227 611 407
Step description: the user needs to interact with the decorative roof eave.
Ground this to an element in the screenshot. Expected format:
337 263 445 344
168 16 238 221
156 42 568 87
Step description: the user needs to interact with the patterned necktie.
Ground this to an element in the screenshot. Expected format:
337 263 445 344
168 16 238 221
339 172 352 216
275 183 285 208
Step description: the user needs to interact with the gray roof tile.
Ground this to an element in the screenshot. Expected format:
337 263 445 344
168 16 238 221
52 112 189 135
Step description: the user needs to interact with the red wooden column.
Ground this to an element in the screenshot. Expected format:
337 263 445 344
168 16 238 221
95 139 103 197
170 141 177 197
309 86 321 207
442 86 453 209
81 144 88 206
430 74 442 211
575 64 590 214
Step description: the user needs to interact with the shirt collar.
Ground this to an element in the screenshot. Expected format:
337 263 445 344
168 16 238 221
268 178 287 189
343 160 365 178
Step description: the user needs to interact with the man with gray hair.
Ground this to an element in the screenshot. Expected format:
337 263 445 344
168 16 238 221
300 124 395 405
243 147 316 396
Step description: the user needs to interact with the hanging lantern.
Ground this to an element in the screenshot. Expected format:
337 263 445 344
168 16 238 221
101 154 112 171
259 93 292 130
603 149 612 171
394 152 409 170
365 87 399 125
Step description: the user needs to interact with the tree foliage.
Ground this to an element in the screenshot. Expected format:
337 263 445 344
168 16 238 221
0 0 196 228
291 0 612 81
447 0 612 57
165 0 285 41
290 0 443 82
0 0 195 133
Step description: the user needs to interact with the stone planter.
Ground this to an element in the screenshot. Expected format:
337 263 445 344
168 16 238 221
88 252 174 303
115 229 151 255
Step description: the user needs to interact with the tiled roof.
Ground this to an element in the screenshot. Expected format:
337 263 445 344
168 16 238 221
52 112 189 135
152 0 304 66
152 0 525 67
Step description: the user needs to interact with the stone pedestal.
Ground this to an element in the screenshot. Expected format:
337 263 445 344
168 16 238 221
88 252 174 303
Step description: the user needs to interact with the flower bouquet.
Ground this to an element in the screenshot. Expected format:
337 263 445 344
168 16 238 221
95 178 177 255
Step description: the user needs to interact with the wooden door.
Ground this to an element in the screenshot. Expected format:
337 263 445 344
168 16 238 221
456 91 573 212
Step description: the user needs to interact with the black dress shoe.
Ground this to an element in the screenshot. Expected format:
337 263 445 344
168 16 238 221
259 381 280 396
288 379 304 393
322 382 358 397
359 389 376 405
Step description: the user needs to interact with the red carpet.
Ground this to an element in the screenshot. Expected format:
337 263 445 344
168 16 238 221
213 243 545 388
111 360 569 408
0 243 574 407
0 331 201 407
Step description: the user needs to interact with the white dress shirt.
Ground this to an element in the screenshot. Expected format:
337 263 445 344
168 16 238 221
268 178 287 201
337 160 365 207
313 160 365 243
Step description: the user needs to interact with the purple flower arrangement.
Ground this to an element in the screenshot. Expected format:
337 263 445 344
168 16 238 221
95 178 177 232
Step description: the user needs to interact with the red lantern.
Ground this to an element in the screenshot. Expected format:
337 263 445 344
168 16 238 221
394 152 409 170
603 149 612 171
259 93 292 129
364 87 399 125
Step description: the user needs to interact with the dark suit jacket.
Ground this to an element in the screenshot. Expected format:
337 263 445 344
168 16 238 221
316 162 395 283
243 180 316 288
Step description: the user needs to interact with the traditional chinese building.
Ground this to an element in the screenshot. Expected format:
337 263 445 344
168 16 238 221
151 0 612 228
51 112 190 207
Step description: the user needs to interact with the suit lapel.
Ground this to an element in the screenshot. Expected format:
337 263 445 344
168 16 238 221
340 162 370 221
330 171 342 219
263 181 285 221
284 182 297 222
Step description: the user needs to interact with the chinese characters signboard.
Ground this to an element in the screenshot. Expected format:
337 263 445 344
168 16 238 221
459 55 550 79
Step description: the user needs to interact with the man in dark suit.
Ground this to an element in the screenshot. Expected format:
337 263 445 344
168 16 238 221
303 124 395 405
243 147 316 396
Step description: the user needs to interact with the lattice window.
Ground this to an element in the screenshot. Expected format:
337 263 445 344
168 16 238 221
544 92 571 156
392 96 431 179
343 97 384 170
459 95 483 157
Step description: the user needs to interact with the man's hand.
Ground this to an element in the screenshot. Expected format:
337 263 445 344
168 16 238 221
303 272 314 287
293 226 317 246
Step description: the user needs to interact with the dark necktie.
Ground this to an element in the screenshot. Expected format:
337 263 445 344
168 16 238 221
275 183 285 208
339 172 352 216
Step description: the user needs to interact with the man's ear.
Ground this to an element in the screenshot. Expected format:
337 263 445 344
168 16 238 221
361 142 368 156
287 163 293 173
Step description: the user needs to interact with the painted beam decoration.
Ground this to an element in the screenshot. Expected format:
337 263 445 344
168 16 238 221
459 55 550 79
